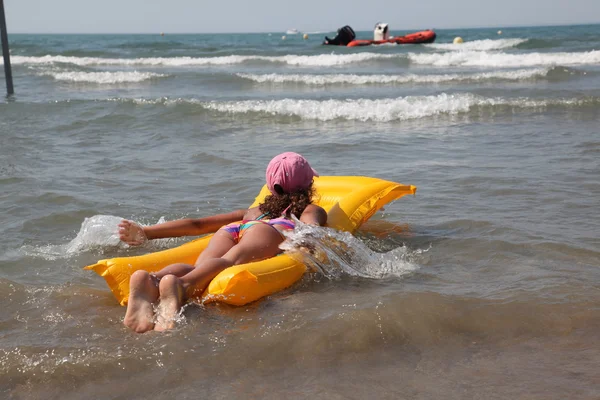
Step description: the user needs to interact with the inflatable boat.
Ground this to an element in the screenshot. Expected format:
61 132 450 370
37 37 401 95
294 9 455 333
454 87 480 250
347 30 437 47
85 176 416 306
323 24 436 47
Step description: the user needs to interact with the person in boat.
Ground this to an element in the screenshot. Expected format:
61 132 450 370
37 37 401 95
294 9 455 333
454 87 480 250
323 25 356 46
118 152 327 333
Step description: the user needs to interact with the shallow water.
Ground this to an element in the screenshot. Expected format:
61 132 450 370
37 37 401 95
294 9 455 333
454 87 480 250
1 24 600 399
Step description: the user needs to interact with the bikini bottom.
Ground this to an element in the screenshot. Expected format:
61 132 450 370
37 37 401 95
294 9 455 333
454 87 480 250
221 218 295 244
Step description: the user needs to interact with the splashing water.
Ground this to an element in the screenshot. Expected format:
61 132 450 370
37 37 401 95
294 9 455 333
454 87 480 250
280 219 420 280
64 215 126 253
64 215 176 254
21 215 171 260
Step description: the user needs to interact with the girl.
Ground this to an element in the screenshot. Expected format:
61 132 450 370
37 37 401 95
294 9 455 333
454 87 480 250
118 152 327 333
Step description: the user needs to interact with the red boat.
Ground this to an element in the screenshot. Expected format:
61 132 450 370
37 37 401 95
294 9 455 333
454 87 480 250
347 30 437 47
323 26 436 47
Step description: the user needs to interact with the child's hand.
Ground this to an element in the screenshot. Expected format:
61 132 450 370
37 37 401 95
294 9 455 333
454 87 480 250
118 219 147 246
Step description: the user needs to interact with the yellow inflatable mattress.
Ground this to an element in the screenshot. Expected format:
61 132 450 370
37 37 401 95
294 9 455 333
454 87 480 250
85 176 416 306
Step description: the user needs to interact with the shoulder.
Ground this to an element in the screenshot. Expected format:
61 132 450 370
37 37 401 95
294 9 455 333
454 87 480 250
300 204 327 226
303 204 325 213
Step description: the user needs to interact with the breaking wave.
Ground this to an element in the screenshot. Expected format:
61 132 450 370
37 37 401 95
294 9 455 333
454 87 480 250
39 70 166 84
426 38 528 51
196 93 599 122
408 49 600 67
9 53 397 68
237 68 551 85
9 48 600 70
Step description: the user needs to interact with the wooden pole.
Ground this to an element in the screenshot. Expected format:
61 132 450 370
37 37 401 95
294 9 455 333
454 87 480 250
0 0 14 95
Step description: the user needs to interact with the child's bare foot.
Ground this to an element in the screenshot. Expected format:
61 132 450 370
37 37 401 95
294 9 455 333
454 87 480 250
123 270 159 333
154 275 185 332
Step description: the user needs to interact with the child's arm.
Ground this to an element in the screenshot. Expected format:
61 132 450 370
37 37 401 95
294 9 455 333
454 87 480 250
118 209 248 245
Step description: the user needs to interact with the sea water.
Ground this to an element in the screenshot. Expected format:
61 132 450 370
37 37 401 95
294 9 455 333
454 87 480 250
1 25 599 399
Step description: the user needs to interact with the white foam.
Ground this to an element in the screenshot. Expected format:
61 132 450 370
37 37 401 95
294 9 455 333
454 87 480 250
8 48 600 69
427 38 528 51
277 53 397 66
11 55 255 67
237 68 550 85
40 70 166 84
9 53 396 67
198 93 593 122
409 49 600 67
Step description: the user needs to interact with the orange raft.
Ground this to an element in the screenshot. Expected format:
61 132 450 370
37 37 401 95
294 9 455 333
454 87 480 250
347 30 436 47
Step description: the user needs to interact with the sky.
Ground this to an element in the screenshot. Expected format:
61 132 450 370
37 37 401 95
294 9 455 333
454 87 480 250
4 0 600 34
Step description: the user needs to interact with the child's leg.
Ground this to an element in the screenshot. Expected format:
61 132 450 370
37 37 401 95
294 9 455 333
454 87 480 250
154 223 284 331
194 228 237 264
184 223 284 293
123 270 160 333
153 229 238 331
150 263 196 287
126 229 237 333
150 228 237 284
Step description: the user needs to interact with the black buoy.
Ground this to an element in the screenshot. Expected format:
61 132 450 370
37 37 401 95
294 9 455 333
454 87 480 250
0 0 14 95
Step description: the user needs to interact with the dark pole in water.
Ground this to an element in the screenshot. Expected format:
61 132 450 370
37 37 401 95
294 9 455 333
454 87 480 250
0 0 14 95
